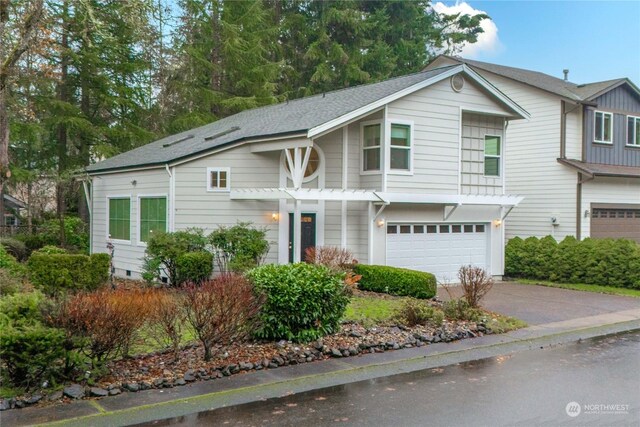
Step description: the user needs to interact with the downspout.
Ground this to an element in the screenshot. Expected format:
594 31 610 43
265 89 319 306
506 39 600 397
576 171 595 240
165 164 175 232
560 100 566 158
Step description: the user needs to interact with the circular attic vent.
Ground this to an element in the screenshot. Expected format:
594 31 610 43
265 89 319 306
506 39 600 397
451 74 465 92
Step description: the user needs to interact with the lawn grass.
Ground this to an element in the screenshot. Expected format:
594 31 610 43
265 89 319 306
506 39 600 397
343 296 403 327
516 279 640 298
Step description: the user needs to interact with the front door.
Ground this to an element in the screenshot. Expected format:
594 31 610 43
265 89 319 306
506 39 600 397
288 213 316 262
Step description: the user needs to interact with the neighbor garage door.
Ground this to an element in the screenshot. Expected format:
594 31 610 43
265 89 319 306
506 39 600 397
591 206 640 243
386 223 489 283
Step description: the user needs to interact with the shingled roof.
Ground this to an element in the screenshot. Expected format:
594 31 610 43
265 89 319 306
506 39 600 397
435 55 640 103
89 65 476 173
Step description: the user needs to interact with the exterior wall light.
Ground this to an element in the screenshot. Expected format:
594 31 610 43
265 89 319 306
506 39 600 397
271 212 279 222
377 218 385 227
493 219 502 227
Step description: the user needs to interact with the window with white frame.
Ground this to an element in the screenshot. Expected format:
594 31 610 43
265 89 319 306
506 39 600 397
362 123 381 172
627 116 640 146
207 167 230 191
484 135 501 177
108 197 131 241
594 111 613 143
390 123 411 171
139 196 167 243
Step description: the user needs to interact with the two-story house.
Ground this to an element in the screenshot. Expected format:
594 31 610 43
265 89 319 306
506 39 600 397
427 56 640 243
85 64 529 282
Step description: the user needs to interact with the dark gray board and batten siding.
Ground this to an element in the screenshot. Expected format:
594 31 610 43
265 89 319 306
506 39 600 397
583 85 640 167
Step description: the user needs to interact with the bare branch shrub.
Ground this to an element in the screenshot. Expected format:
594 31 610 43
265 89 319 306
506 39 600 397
458 265 494 308
147 289 185 363
182 274 264 361
52 288 156 363
305 246 357 273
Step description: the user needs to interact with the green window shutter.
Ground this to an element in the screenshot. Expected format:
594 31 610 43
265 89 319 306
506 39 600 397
140 197 167 243
109 198 130 240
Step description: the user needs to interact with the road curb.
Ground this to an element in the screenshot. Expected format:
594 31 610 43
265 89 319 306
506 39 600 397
16 317 640 427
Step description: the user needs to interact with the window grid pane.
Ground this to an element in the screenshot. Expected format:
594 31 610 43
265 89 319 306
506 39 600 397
109 198 130 240
140 197 167 243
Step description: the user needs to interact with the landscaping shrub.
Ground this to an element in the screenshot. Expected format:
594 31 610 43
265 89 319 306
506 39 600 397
505 236 640 288
53 288 157 362
442 299 483 322
0 237 28 261
209 222 269 273
176 251 213 284
34 245 68 255
147 290 185 362
27 253 110 295
0 323 67 388
182 275 264 361
305 246 356 273
141 229 208 285
40 216 89 253
354 265 436 299
13 233 47 254
0 290 69 389
394 299 444 327
458 265 494 308
0 244 25 278
0 269 23 296
247 263 350 342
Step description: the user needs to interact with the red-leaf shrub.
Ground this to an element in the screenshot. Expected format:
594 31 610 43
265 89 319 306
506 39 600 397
53 288 157 362
458 265 494 308
182 275 263 361
147 289 185 362
305 246 357 273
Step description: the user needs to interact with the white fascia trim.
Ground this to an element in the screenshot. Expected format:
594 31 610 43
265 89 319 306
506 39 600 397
377 192 524 206
308 66 465 139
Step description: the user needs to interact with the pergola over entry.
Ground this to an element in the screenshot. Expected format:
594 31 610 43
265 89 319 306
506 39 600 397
231 188 523 263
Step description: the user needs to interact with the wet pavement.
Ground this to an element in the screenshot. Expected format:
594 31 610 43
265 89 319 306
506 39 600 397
439 282 640 325
142 331 640 427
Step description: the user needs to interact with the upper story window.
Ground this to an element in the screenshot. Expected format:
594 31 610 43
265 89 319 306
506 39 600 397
484 135 501 177
594 111 613 143
139 196 167 243
627 116 640 146
108 197 131 241
284 147 321 181
390 123 412 171
207 167 230 191
362 123 381 172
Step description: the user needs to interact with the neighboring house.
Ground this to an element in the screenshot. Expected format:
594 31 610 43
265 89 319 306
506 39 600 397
427 56 640 243
85 64 529 282
2 194 26 228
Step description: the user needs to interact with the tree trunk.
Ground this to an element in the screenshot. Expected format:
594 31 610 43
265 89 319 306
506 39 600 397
210 0 221 116
56 0 70 245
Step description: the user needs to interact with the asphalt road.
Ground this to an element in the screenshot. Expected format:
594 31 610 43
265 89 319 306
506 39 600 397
143 331 640 427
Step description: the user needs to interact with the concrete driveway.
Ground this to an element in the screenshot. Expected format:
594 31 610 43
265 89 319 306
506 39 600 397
438 282 640 325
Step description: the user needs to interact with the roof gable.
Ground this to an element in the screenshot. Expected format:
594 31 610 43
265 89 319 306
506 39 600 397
87 64 527 174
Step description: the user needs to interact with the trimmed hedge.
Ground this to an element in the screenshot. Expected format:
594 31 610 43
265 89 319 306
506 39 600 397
505 236 640 289
354 265 437 299
27 253 110 294
247 263 350 342
176 251 213 284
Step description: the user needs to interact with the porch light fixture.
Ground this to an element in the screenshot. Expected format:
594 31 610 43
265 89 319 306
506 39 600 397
377 218 385 227
493 219 502 227
271 212 279 222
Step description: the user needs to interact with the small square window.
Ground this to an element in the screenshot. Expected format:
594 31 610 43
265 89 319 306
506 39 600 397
413 225 424 233
452 225 462 233
387 225 397 234
126 270 132 277
427 225 437 233
400 225 411 234
464 224 474 233
476 224 485 233
207 168 231 191
440 225 450 233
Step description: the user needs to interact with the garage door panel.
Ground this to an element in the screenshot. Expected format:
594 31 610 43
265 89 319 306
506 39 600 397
591 207 640 243
387 223 489 283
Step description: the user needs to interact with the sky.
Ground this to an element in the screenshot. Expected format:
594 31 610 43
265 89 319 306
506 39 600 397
434 0 640 85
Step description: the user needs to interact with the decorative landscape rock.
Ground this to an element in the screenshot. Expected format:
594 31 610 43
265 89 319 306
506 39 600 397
123 383 139 392
90 387 108 397
63 384 85 400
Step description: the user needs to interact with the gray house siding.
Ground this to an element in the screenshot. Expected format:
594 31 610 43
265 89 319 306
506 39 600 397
584 86 640 167
461 113 504 195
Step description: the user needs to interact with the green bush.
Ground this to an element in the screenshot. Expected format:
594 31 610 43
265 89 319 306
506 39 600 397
27 253 110 295
247 263 350 342
394 299 444 327
142 229 208 285
0 291 44 327
354 265 436 299
0 323 67 388
40 216 89 253
209 222 270 273
442 299 483 322
0 269 23 296
505 236 640 289
13 233 47 253
34 245 68 255
176 251 213 284
0 238 28 261
0 244 26 278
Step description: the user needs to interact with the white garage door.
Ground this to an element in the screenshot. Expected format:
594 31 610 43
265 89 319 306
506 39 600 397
386 223 489 283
